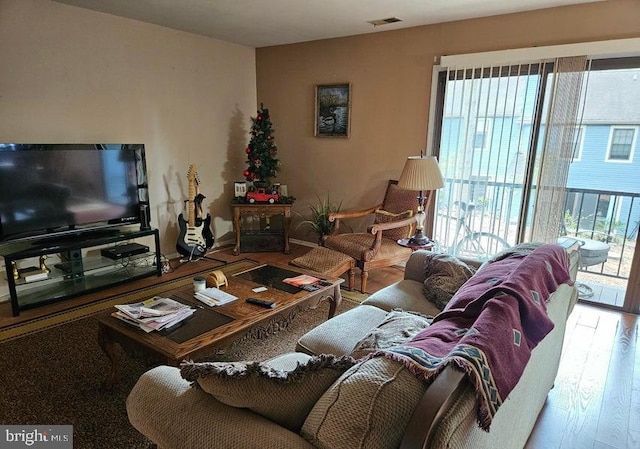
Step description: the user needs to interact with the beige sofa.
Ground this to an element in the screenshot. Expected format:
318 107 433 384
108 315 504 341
127 247 579 449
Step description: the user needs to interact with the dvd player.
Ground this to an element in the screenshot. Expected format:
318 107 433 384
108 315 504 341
101 243 150 260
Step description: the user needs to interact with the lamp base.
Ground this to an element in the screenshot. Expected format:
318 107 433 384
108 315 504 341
408 230 430 246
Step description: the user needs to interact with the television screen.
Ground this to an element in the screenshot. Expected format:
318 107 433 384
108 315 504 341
0 144 148 241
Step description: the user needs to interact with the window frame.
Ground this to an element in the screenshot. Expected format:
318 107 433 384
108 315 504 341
571 125 585 162
605 126 637 163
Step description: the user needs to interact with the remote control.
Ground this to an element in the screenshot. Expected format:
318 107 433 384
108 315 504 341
245 297 275 308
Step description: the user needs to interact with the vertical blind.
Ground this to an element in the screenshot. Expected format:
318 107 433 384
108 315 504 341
433 62 545 254
432 56 588 256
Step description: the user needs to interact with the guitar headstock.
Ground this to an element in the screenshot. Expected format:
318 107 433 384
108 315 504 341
187 164 197 183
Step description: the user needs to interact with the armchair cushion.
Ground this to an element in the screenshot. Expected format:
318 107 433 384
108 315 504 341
350 309 432 359
382 182 419 215
324 233 412 262
423 253 476 310
374 209 414 240
180 354 356 432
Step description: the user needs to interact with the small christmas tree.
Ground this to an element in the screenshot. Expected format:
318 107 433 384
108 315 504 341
243 104 279 186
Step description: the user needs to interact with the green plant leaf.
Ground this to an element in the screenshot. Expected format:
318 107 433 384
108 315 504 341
295 194 344 238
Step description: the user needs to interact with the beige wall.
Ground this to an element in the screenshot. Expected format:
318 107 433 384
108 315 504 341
0 0 257 256
256 0 640 241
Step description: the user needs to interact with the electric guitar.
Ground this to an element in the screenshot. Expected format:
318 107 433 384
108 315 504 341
176 164 214 258
194 190 215 249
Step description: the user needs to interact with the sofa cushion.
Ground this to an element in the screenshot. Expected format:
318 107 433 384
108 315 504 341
180 354 356 432
296 304 389 356
301 356 427 449
422 253 476 310
127 366 317 449
350 309 432 359
374 209 414 240
362 279 442 316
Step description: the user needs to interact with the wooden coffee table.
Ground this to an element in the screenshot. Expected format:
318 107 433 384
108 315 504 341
96 263 343 389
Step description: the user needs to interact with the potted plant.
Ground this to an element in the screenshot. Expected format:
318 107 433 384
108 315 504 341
296 195 345 243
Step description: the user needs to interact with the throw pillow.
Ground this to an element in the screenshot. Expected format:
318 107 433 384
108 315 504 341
423 253 476 310
374 209 414 241
180 354 356 432
350 309 432 359
301 356 427 449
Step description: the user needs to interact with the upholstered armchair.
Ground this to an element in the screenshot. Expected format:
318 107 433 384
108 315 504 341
321 181 419 293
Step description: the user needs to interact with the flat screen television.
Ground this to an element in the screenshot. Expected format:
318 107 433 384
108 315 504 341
0 143 148 242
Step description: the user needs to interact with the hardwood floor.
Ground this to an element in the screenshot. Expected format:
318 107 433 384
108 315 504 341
526 303 639 449
1 242 637 447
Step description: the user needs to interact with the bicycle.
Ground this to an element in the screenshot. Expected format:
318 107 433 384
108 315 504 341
436 201 511 260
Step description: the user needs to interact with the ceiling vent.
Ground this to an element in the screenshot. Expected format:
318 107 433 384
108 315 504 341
367 17 403 27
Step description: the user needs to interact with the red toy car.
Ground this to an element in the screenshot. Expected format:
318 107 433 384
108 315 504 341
246 188 279 204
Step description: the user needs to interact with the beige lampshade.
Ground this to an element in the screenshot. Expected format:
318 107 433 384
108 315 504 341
397 156 444 191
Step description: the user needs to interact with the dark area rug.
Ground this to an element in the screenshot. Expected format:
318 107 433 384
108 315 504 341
0 299 358 448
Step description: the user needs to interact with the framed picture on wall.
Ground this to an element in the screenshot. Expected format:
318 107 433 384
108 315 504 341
314 83 351 138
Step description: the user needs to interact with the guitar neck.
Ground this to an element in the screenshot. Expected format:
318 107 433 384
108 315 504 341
188 178 196 227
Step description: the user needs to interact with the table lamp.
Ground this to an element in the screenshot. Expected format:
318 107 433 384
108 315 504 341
397 155 444 245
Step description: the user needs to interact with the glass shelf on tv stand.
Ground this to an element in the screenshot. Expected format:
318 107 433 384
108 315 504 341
13 252 154 286
1 228 161 316
16 260 158 310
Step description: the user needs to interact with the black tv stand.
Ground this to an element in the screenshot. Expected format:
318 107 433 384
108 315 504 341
0 228 161 316
32 228 121 246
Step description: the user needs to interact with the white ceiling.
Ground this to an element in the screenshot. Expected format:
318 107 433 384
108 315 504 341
53 0 602 48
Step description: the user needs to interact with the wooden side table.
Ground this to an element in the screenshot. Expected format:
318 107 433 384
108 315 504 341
232 203 292 255
397 238 435 252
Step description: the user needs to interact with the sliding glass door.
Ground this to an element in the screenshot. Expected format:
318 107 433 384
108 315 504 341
430 57 640 313
559 61 640 312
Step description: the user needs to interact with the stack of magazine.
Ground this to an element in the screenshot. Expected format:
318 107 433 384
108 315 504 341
113 296 196 333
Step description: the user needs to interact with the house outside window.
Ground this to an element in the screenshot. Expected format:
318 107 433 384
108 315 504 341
606 126 636 162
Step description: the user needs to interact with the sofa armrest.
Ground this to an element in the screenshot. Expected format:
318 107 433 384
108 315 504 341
404 250 482 284
126 366 315 449
403 250 432 283
400 366 467 449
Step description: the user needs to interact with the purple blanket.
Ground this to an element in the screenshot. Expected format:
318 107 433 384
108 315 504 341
379 244 572 430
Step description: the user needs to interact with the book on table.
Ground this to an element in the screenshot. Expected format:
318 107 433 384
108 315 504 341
194 287 238 307
114 296 195 332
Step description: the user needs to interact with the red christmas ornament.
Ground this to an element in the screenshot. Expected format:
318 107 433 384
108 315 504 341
243 170 250 177
266 135 272 140
257 115 262 121
245 147 251 154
